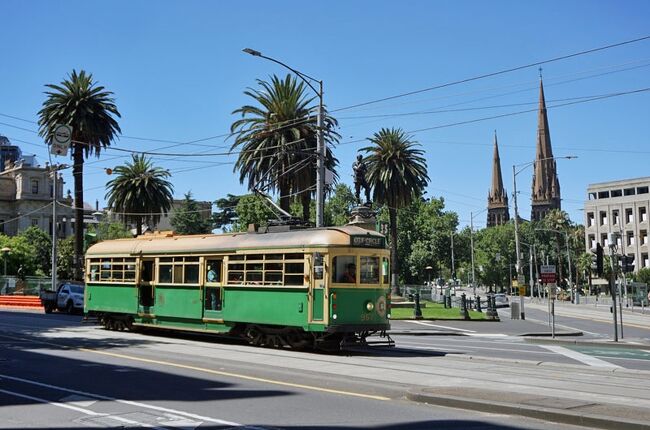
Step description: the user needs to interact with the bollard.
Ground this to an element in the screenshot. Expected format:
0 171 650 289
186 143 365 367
414 292 423 319
475 295 482 312
460 293 470 320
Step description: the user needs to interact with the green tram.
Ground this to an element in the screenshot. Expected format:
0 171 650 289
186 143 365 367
84 225 393 350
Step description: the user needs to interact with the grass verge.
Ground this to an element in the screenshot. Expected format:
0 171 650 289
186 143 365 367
390 301 486 320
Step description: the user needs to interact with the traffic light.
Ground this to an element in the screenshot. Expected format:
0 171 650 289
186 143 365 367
591 243 604 277
621 255 635 273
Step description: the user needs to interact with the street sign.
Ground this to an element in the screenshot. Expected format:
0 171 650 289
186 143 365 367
517 275 525 285
519 286 526 296
49 124 72 156
512 280 519 287
540 265 556 284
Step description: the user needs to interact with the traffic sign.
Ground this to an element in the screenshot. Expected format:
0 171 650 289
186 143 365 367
49 124 72 156
517 275 526 285
540 265 557 284
519 286 526 296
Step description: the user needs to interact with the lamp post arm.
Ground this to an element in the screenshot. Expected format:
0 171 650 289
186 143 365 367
255 54 321 97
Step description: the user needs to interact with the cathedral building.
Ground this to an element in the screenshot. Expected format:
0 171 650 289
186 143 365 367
487 131 510 227
530 78 561 221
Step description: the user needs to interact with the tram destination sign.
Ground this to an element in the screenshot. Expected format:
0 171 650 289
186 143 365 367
351 235 385 248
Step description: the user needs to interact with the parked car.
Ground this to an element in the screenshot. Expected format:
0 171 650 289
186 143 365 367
40 282 85 314
494 293 510 308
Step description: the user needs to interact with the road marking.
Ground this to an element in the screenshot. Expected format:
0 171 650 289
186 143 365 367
0 374 248 428
78 348 390 401
539 345 622 368
0 388 166 429
526 307 650 330
403 320 475 332
464 333 508 337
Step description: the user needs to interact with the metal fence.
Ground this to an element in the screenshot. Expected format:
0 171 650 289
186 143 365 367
0 276 52 295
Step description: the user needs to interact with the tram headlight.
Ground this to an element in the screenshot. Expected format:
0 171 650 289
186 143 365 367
332 313 337 320
365 301 374 311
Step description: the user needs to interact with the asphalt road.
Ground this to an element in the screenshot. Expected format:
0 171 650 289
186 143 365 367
1 309 593 430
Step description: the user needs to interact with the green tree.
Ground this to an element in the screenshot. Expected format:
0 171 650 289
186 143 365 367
171 192 213 235
18 227 52 276
213 194 242 232
230 74 339 219
105 154 174 236
38 70 121 280
324 184 356 226
86 221 132 246
0 234 39 276
362 128 429 295
56 236 75 281
543 209 572 287
232 194 276 232
634 267 650 285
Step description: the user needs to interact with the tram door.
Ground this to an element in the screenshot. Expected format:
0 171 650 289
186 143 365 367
310 253 326 322
138 259 155 314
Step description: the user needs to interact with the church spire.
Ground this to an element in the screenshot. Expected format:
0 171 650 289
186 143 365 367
487 130 510 227
531 77 561 221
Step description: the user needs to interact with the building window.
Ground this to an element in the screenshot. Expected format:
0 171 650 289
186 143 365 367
612 209 620 225
611 189 622 198
588 235 596 249
601 233 608 247
588 192 597 200
627 231 635 246
599 211 608 226
640 207 647 223
31 179 39 194
637 186 649 195
31 218 39 227
624 188 636 196
642 253 649 268
587 212 595 227
641 230 648 246
626 208 634 224
597 191 610 199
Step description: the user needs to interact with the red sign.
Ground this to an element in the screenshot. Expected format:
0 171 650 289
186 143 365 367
540 272 556 283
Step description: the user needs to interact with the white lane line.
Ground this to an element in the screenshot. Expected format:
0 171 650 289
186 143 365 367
0 374 248 428
403 320 476 332
540 345 622 368
0 388 165 429
464 333 508 337
397 340 559 356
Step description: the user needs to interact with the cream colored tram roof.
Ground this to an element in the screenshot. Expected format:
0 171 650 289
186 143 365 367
86 225 385 257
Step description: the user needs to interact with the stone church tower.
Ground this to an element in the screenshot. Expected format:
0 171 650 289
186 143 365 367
530 78 561 221
487 131 510 227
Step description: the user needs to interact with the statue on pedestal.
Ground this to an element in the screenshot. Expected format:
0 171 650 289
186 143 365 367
352 154 371 206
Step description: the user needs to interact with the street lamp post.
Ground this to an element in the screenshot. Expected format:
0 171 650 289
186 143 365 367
469 209 487 297
243 48 326 227
513 155 576 320
50 164 70 292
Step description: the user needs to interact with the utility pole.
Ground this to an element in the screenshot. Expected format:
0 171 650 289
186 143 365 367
315 80 325 228
512 164 525 319
51 166 58 292
470 212 476 296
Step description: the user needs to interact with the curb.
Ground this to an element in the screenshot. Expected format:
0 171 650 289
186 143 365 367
406 390 650 430
519 331 583 337
524 337 650 349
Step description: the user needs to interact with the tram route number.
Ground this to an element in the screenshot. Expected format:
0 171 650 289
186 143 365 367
360 313 373 321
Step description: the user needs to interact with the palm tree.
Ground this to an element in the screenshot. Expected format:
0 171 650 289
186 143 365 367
38 70 121 279
230 74 339 220
361 128 429 295
105 154 174 236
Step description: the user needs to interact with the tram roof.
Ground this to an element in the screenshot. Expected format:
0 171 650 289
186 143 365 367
86 225 386 257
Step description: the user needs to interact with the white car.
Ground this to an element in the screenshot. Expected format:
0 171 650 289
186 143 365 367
494 293 510 308
55 283 85 314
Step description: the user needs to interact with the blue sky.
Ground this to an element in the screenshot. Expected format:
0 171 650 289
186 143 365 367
1 1 649 229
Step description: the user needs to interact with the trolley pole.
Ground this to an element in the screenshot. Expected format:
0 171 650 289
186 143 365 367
51 166 58 292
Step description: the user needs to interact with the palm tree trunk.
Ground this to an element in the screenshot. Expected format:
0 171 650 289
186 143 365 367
389 207 400 296
73 145 84 281
301 192 310 222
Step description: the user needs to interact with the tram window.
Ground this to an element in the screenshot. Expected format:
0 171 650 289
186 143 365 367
382 258 389 284
229 255 245 261
205 287 222 311
245 272 262 283
173 266 183 283
265 262 282 271
246 262 263 271
266 254 283 260
159 264 173 283
247 254 263 260
360 256 379 284
285 263 303 273
332 256 356 284
184 264 199 283
228 272 244 283
285 274 304 285
206 260 222 283
228 263 244 271
264 272 282 284
285 253 303 260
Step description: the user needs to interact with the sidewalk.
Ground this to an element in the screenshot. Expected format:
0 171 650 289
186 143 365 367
525 298 650 328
